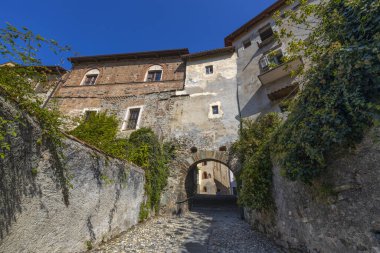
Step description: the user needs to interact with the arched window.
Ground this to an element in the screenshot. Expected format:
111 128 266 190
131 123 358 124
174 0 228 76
145 65 163 82
203 186 207 192
202 172 208 179
81 69 99 86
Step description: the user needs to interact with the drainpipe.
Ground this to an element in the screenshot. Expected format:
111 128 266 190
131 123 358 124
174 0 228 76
42 69 70 108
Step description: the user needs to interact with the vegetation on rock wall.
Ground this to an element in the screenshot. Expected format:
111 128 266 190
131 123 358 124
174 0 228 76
272 0 380 183
232 113 281 211
234 0 379 210
0 24 69 150
69 113 173 221
0 23 71 204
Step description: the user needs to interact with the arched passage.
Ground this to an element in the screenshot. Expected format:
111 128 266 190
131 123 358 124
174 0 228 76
160 149 240 214
184 160 237 199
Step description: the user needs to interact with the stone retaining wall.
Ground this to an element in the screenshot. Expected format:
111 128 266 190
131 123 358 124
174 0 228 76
0 97 145 253
244 128 380 253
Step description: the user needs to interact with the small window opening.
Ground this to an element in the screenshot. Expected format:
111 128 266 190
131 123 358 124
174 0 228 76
126 108 141 130
202 172 208 179
212 105 219 115
205 65 213 75
243 39 252 49
83 74 98 85
146 70 162 82
259 25 274 42
202 161 207 166
203 186 207 192
259 50 284 71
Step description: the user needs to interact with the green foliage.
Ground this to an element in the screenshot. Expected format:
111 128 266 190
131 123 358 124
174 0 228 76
0 23 69 157
31 168 38 176
69 114 172 221
272 0 380 183
85 240 93 250
232 113 281 211
69 112 129 159
127 128 172 220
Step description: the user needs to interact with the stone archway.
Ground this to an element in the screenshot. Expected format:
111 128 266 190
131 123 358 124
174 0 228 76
159 149 240 215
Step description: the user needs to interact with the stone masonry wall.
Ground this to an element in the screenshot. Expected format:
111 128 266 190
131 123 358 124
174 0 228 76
0 97 145 253
244 127 380 253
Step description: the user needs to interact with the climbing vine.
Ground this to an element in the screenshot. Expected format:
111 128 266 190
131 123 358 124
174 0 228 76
232 113 281 211
69 113 173 221
272 0 380 183
0 23 69 156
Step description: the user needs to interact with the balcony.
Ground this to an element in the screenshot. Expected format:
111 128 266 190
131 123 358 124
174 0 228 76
258 57 303 85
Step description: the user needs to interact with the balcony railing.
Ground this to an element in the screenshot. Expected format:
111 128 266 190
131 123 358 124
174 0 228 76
258 57 303 85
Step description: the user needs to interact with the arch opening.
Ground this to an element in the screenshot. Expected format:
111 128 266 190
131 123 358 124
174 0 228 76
185 159 237 199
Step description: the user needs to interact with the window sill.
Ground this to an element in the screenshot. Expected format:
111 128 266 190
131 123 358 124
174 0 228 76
257 36 276 48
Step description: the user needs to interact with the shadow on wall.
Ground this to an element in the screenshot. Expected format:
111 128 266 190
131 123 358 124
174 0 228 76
0 108 39 240
239 85 274 118
185 166 197 199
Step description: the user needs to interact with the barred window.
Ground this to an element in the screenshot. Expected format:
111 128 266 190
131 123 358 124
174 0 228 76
126 108 141 130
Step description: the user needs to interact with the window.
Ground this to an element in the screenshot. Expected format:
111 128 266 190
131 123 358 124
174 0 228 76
122 106 143 130
212 105 219 115
243 39 252 49
81 69 99 86
205 65 213 75
145 65 163 82
203 172 208 179
259 24 274 42
146 70 162 82
84 74 98 85
126 108 140 129
209 103 223 119
203 186 207 192
259 49 284 71
202 161 207 166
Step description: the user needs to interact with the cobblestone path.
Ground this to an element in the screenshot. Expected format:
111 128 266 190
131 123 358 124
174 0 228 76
91 209 282 253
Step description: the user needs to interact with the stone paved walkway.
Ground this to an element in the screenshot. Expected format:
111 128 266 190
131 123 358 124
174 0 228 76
91 208 282 253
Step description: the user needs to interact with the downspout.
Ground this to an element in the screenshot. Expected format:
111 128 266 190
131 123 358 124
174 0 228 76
42 69 70 108
235 51 243 133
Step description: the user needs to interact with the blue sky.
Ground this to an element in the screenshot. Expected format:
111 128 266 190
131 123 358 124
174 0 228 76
1 0 277 69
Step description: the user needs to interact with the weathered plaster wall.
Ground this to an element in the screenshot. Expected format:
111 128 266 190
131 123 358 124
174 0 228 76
0 97 145 253
244 128 380 253
170 53 239 150
233 2 309 119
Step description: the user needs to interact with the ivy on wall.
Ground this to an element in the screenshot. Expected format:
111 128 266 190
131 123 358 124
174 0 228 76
69 113 173 221
232 113 281 211
234 0 379 210
273 0 380 183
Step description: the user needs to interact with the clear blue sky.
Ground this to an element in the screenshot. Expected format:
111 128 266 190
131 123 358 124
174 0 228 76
1 0 276 69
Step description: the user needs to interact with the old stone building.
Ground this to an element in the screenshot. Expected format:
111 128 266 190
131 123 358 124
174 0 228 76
171 47 239 150
0 62 67 106
225 0 306 119
52 49 188 138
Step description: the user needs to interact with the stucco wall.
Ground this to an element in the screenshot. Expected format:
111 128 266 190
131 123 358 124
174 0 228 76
244 127 380 253
170 53 239 150
233 2 309 119
0 97 145 253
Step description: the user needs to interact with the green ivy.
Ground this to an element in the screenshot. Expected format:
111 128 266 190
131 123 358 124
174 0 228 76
69 113 172 221
232 113 281 211
273 0 380 183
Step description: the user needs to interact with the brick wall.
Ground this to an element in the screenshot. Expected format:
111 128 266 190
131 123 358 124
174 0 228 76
53 56 186 130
